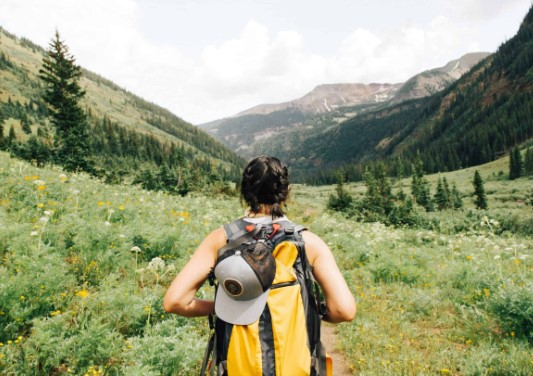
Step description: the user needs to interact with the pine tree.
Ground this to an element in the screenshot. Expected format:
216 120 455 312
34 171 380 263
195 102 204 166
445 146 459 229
7 125 16 146
525 147 533 176
327 173 353 212
39 31 92 172
473 170 488 210
451 183 463 210
509 147 523 180
434 177 448 211
411 159 432 211
362 163 394 215
442 177 451 206
21 116 32 134
0 120 5 150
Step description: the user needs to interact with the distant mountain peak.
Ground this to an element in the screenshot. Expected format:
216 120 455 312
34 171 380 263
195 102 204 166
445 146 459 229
201 51 491 162
237 82 403 117
231 53 490 120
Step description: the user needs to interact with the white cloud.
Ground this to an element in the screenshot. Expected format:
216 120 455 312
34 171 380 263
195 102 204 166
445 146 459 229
323 16 473 84
0 0 531 123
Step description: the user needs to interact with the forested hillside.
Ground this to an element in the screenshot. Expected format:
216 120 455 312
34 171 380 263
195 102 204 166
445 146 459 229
0 28 244 194
203 53 488 160
286 6 533 184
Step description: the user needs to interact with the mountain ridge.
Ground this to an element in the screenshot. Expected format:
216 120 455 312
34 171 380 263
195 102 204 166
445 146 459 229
284 5 533 183
201 52 490 160
206 52 490 122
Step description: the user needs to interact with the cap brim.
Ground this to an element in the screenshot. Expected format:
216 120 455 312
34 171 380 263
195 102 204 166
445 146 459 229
215 287 269 325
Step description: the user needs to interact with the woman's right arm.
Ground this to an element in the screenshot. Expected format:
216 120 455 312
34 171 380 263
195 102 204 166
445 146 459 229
301 231 356 323
163 227 226 317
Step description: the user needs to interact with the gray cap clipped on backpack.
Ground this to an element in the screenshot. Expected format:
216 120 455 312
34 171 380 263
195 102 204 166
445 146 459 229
214 240 276 325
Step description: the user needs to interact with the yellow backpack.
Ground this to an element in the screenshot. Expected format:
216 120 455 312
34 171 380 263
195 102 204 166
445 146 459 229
200 219 327 376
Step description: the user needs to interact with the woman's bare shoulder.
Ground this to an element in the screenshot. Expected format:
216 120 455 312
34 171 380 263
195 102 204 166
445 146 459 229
300 230 330 264
202 226 227 250
301 230 328 247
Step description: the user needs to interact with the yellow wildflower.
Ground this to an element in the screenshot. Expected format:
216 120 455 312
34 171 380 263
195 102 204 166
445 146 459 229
76 290 89 299
466 255 473 261
97 201 104 207
118 204 125 211
36 185 46 191
37 203 44 208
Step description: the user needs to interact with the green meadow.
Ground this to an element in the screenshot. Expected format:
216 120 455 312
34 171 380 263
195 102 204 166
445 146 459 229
0 150 532 375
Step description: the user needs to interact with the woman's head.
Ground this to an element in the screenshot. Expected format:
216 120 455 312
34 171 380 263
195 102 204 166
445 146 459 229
241 156 289 218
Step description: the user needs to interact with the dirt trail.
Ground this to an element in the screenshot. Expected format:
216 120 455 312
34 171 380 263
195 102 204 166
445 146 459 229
321 323 353 375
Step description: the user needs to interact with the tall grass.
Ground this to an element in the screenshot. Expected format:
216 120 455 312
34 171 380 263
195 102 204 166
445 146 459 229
1 151 532 375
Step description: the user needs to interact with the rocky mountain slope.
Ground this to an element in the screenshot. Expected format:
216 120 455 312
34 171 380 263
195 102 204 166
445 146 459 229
202 53 489 159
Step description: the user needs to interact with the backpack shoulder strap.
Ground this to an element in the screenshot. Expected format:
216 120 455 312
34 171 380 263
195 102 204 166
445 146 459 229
218 219 262 257
223 219 249 242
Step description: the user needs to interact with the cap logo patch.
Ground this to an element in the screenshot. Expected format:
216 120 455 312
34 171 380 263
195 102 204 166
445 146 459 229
224 278 244 297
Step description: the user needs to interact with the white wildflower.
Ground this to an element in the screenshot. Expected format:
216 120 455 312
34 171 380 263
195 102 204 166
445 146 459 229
147 257 165 272
104 221 111 226
493 255 501 260
30 231 39 236
44 210 53 217
130 246 142 253
33 180 46 186
39 217 48 224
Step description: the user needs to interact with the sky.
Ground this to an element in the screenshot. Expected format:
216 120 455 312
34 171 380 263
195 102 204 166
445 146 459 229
0 0 532 124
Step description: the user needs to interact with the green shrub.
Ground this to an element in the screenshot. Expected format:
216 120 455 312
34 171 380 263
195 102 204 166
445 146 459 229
488 283 533 343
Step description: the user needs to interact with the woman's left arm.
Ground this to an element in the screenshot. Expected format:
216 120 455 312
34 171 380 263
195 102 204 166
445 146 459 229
302 231 356 323
163 227 226 317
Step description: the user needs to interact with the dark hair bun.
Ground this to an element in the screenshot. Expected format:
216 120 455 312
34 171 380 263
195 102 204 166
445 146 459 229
240 156 289 218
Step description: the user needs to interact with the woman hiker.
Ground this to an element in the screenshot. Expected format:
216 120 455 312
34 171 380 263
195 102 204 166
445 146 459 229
164 156 356 375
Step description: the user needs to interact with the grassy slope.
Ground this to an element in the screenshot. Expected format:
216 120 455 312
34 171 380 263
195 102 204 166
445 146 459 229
0 30 241 168
0 150 531 375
